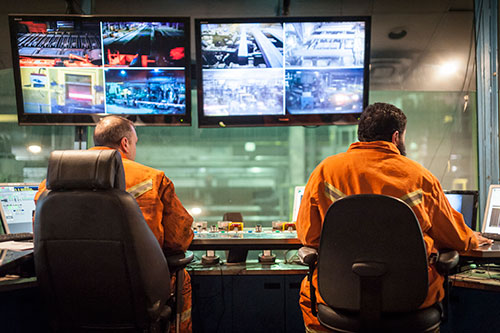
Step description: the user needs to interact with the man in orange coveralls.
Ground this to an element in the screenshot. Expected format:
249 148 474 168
296 102 493 332
35 115 194 332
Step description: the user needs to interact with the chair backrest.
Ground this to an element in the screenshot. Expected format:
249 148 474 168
318 194 429 313
34 149 171 331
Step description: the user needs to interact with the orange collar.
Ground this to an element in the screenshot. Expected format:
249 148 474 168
348 141 401 155
89 146 129 160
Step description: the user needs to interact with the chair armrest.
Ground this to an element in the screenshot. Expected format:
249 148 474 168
299 246 319 317
435 250 459 275
298 246 318 266
165 251 194 274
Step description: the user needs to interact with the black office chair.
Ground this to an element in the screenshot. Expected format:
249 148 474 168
299 194 458 333
34 149 191 332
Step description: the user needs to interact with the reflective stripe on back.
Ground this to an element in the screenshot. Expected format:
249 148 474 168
127 179 153 198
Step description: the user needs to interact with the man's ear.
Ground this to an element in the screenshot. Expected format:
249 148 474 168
391 131 399 146
119 136 129 154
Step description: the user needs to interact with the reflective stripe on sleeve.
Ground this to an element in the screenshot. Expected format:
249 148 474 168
180 307 191 323
127 179 153 198
324 182 346 203
400 189 423 207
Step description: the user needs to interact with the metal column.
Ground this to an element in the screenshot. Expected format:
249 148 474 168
475 0 499 224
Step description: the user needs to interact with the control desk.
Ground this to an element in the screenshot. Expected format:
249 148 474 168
190 226 301 251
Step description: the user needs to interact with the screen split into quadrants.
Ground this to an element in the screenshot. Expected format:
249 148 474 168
196 17 370 127
10 16 370 127
9 15 191 125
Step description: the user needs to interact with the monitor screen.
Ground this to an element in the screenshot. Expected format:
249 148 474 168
0 184 38 233
292 186 305 222
482 185 500 234
9 15 191 126
195 16 370 128
444 190 478 230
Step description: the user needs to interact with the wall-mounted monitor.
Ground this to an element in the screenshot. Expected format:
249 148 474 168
195 16 370 128
9 14 191 126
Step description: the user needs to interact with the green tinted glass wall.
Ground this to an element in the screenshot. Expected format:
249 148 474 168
0 0 478 228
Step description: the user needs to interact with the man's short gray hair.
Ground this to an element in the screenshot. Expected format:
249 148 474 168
94 116 135 148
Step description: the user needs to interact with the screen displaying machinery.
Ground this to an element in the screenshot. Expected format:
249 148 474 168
196 16 370 127
9 15 191 126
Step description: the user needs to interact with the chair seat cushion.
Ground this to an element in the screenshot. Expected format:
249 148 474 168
317 303 441 333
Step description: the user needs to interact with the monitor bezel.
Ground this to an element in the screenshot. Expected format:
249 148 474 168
9 14 192 126
195 16 371 128
0 205 10 235
444 189 479 230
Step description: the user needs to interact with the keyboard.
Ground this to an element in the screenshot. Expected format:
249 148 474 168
0 233 33 242
481 233 500 241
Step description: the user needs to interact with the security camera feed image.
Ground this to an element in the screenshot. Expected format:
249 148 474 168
285 22 365 67
103 22 186 67
203 69 283 116
198 19 367 122
105 69 185 114
20 67 104 114
200 23 284 68
10 16 190 120
15 20 102 67
286 69 363 114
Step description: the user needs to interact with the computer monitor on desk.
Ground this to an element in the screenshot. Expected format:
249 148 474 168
0 183 38 233
481 185 500 238
292 186 305 222
444 190 478 230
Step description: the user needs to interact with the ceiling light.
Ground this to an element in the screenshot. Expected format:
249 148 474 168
28 145 42 154
245 142 256 152
438 61 459 76
190 207 202 215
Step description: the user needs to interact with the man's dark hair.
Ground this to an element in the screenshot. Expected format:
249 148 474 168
357 103 407 142
94 116 135 148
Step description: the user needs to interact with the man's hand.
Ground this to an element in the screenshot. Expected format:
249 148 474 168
474 231 494 247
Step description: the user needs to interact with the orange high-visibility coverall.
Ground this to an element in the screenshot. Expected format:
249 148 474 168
296 141 478 332
35 147 194 332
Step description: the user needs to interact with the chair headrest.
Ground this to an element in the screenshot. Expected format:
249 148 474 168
46 150 126 191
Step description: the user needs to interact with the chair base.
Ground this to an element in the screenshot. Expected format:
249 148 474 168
317 303 441 333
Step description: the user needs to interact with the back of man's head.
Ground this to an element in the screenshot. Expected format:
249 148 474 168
94 116 135 149
357 102 407 142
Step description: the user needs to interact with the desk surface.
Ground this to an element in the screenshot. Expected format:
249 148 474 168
460 242 500 258
451 268 500 292
188 259 308 276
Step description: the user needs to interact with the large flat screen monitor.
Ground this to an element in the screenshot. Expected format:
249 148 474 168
195 16 370 128
9 14 191 126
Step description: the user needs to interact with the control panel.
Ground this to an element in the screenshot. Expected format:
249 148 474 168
192 221 297 240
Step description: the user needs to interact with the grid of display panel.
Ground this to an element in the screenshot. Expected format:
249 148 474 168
9 15 190 125
196 17 369 127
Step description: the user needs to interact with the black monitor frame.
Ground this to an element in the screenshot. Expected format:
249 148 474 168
9 14 191 126
444 190 479 230
195 16 371 128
